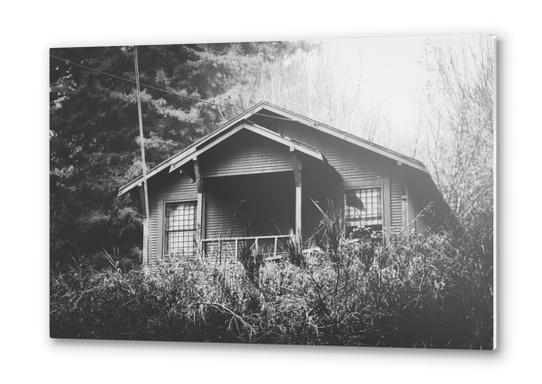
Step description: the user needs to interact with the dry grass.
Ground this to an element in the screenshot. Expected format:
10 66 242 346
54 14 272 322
50 230 493 348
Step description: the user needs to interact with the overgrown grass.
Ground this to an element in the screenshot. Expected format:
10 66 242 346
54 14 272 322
50 230 493 348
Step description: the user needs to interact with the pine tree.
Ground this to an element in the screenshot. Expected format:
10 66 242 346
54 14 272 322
50 42 310 264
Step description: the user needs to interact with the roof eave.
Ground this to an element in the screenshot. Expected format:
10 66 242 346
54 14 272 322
168 122 325 173
256 102 427 172
118 100 428 196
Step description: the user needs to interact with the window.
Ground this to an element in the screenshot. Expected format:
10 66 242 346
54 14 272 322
345 187 383 234
164 201 197 257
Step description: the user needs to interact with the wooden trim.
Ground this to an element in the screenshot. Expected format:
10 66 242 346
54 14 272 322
119 101 427 197
402 184 409 231
202 234 290 241
244 124 323 160
295 184 302 237
193 157 202 193
118 157 191 197
292 152 303 237
169 124 246 172
201 235 290 260
160 198 198 260
196 192 203 242
203 168 295 178
168 122 324 173
258 103 426 172
343 178 391 239
118 104 266 196
201 190 206 241
192 158 206 244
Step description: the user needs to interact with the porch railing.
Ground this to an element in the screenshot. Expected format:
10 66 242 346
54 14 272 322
201 235 290 262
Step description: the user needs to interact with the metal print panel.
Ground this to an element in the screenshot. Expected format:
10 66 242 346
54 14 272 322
50 35 496 349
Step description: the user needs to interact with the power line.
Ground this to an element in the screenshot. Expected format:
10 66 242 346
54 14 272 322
50 53 231 120
49 53 320 126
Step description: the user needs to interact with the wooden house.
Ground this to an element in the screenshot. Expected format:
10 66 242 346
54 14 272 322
118 102 453 265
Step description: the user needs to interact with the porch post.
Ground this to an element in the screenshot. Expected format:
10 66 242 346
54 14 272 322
402 184 409 232
295 176 302 237
291 151 303 238
194 157 204 246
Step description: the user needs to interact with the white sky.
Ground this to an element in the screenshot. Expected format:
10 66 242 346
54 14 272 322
320 35 430 137
314 35 488 142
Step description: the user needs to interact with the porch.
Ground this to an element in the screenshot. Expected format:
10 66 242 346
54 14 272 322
201 234 291 262
165 125 341 262
199 165 339 261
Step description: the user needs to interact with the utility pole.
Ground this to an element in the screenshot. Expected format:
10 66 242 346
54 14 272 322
134 46 150 267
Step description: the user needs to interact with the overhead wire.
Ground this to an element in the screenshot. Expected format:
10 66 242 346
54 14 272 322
50 53 231 121
50 53 311 126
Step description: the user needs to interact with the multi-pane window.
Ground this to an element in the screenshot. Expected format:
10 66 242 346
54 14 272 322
165 201 196 257
345 187 383 232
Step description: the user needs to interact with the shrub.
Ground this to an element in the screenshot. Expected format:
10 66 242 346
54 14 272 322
281 230 305 267
310 199 344 261
50 231 493 348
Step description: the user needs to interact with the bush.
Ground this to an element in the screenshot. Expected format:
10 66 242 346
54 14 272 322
50 231 492 348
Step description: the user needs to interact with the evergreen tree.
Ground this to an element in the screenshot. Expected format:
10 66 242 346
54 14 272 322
50 42 310 265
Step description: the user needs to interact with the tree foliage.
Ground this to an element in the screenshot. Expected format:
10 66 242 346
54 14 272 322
420 37 495 260
50 42 310 264
236 47 392 146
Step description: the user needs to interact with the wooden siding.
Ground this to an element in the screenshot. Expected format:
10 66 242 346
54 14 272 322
147 171 198 262
145 117 422 261
204 187 247 239
204 172 295 239
250 117 407 233
200 130 293 178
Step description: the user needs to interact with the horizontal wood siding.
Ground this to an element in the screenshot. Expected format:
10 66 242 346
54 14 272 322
147 171 198 261
205 188 247 239
204 173 295 240
200 130 293 178
255 119 406 233
390 180 403 233
144 117 420 262
406 187 417 231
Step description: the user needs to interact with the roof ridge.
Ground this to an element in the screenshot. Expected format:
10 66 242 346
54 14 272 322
255 101 425 167
118 100 427 196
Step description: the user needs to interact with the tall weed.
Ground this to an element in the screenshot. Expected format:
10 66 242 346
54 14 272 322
51 231 492 348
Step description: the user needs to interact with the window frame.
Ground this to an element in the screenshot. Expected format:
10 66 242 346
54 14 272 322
162 199 198 258
344 184 386 235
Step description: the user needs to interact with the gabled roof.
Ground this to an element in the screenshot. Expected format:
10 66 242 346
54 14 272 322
249 102 426 171
118 101 427 196
168 122 325 173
